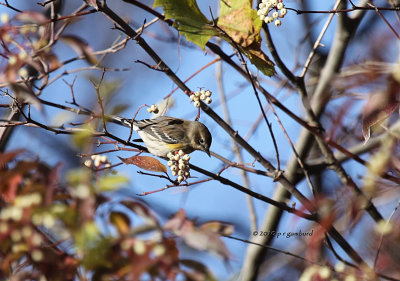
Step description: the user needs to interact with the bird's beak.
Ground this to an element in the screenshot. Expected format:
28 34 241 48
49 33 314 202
204 148 211 157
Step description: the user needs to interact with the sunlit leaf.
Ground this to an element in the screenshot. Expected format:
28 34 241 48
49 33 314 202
67 169 91 185
199 221 234 236
109 211 131 235
118 156 167 174
217 0 275 76
74 222 113 270
71 124 93 149
98 175 128 192
153 0 218 48
109 104 129 116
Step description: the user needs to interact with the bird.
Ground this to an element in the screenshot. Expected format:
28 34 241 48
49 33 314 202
120 116 212 158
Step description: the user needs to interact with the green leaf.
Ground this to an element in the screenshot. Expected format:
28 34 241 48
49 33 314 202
154 0 275 75
154 0 218 48
71 124 93 149
74 222 113 269
217 0 275 76
98 175 128 192
67 169 91 185
109 104 130 116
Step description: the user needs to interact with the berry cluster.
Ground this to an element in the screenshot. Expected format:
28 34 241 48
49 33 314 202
189 90 212 108
147 104 159 114
257 0 287 26
167 150 191 183
84 155 111 169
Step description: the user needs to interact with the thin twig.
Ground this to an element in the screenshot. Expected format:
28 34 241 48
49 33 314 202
216 53 258 230
300 0 342 78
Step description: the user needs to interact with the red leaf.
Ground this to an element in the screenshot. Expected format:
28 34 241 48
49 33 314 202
118 155 167 174
0 149 24 168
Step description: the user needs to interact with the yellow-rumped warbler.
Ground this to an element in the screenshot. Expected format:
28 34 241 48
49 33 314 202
126 116 212 158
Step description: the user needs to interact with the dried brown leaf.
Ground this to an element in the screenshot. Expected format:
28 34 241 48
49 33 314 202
0 149 24 168
11 83 43 111
164 209 231 259
118 155 167 174
61 35 97 65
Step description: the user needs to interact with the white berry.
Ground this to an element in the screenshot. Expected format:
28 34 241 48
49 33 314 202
277 2 283 9
194 101 201 108
280 8 287 16
183 154 190 161
274 19 281 26
205 97 212 104
272 12 279 18
264 17 273 23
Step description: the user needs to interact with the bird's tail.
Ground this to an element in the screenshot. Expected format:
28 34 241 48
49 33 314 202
106 114 139 131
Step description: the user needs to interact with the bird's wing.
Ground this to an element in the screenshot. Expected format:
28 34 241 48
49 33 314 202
133 117 185 144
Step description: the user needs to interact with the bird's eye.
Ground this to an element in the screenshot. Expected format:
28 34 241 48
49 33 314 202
199 138 205 144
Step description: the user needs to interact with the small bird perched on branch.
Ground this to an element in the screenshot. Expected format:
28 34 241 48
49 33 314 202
117 116 212 158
